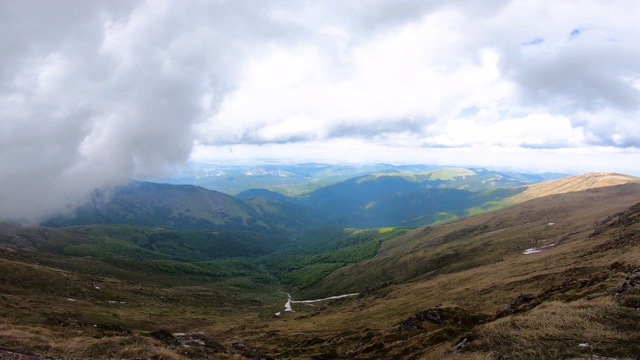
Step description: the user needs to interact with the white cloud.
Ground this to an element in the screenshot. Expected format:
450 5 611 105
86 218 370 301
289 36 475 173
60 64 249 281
427 114 586 148
1 0 640 221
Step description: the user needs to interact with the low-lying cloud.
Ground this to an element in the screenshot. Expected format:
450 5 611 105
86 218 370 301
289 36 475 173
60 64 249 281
2 0 640 221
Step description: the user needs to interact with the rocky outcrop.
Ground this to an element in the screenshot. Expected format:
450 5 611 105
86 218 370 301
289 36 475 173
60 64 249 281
615 265 640 295
149 329 228 353
399 306 489 333
496 294 536 317
231 342 272 360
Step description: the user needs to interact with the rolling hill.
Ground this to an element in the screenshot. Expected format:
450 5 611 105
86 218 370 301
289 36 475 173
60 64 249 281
152 162 440 196
1 172 640 358
505 172 639 203
288 167 565 227
42 181 322 233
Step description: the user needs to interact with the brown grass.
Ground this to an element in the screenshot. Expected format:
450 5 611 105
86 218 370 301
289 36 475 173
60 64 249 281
471 298 640 359
2 183 640 359
507 172 639 204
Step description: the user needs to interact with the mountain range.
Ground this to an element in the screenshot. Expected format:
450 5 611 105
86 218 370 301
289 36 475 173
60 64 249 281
49 166 583 230
150 163 565 196
1 167 639 359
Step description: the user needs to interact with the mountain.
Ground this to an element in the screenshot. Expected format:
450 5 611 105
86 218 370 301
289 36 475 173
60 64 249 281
44 171 637 233
278 182 640 359
294 167 548 227
147 162 442 195
234 188 295 202
243 196 327 231
505 172 639 203
299 181 640 297
2 175 640 358
42 181 303 233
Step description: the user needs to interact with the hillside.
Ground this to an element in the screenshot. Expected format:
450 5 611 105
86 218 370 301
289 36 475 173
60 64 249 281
301 182 640 297
40 168 561 231
153 163 436 196
294 167 549 227
506 172 639 203
1 175 640 358
42 181 317 233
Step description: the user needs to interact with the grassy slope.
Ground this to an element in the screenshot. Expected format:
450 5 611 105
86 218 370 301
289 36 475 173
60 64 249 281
506 172 639 204
1 179 640 358
303 183 640 296
0 245 280 359
258 183 640 359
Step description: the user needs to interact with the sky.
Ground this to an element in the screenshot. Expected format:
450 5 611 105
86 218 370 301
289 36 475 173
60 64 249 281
1 0 640 221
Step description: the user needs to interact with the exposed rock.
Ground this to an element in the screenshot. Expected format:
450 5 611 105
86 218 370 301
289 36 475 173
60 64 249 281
496 294 535 317
149 330 227 352
150 329 179 346
616 265 640 295
0 347 63 360
231 342 271 359
95 323 132 335
398 306 488 333
399 317 422 332
452 337 468 352
184 333 227 352
415 310 442 324
399 309 443 332
608 261 625 271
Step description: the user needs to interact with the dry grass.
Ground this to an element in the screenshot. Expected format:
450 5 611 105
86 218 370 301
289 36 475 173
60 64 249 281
507 172 639 204
471 298 640 359
2 183 640 359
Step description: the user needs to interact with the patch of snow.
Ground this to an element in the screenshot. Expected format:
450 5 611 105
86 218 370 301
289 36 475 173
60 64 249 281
173 333 186 337
66 298 77 302
524 240 558 255
579 343 590 348
523 248 542 255
291 293 360 304
548 222 555 226
283 293 360 313
284 294 294 312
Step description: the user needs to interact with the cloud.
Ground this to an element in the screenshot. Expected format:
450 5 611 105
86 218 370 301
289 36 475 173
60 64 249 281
570 28 582 39
0 0 253 221
522 38 544 46
425 114 586 148
2 0 640 221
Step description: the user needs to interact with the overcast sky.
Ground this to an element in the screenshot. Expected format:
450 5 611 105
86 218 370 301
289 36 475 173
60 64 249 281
2 0 640 221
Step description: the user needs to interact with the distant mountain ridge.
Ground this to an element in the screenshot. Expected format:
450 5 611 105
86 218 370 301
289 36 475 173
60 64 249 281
506 172 639 203
42 170 638 231
43 181 322 233
290 167 555 227
147 163 446 195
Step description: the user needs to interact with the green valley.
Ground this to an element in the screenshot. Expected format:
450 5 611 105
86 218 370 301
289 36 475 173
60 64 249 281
1 169 640 359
